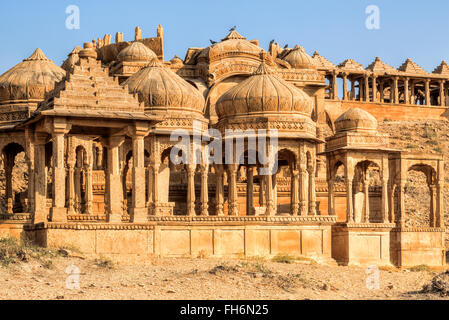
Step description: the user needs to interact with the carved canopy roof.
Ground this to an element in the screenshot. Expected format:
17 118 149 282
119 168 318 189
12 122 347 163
337 59 365 72
433 61 449 76
398 58 428 75
366 57 397 74
312 51 335 70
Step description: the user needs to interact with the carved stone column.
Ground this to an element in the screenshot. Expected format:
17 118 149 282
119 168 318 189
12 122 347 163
379 80 384 103
398 180 406 226
84 163 93 215
364 74 370 102
381 177 389 223
393 76 399 104
363 178 370 223
227 164 238 216
258 167 266 206
332 71 338 99
350 79 355 101
291 169 299 215
404 77 409 104
425 79 431 106
299 165 308 216
200 165 209 216
342 73 348 100
32 133 48 224
67 159 75 214
308 164 316 216
246 166 254 215
214 164 224 216
346 178 354 223
186 164 196 216
372 74 377 102
4 155 13 214
104 135 125 223
328 178 335 216
50 121 70 222
264 166 275 216
130 125 148 223
150 162 160 215
436 181 444 228
25 128 35 214
410 80 415 104
440 80 446 107
430 185 437 227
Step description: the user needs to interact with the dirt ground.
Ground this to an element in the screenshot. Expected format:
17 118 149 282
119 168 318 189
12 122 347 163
0 254 447 300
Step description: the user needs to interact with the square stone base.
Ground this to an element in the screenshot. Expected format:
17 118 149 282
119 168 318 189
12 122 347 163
332 223 395 266
390 228 446 267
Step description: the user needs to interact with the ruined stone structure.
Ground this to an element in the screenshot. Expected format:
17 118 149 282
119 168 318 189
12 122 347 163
0 26 445 267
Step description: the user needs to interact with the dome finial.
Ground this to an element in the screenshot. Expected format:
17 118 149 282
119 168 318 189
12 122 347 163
24 48 50 61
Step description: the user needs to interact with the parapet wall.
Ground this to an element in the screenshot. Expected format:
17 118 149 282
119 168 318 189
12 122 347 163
324 99 449 123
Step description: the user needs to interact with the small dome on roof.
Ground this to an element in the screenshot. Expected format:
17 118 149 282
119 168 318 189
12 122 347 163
0 48 66 103
216 62 313 119
123 58 205 114
283 46 315 69
334 108 378 134
198 30 264 61
117 41 157 63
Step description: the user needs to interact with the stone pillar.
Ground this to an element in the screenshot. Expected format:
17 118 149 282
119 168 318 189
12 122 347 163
389 184 396 224
332 71 338 99
342 73 348 100
393 77 399 104
4 155 13 214
291 169 299 215
430 185 437 227
308 164 316 216
328 178 335 216
200 165 209 216
379 80 384 103
67 160 75 214
346 178 354 223
363 178 370 223
246 166 254 215
299 165 308 216
227 164 238 216
372 75 377 102
84 163 93 215
150 162 160 215
105 135 125 223
50 131 67 222
74 166 81 212
130 131 147 223
214 165 224 216
364 74 370 102
404 77 409 104
259 171 266 206
410 80 415 104
32 133 48 224
398 180 406 226
265 166 275 216
381 177 389 223
350 79 355 101
425 79 431 106
186 164 196 216
436 181 444 228
440 80 446 107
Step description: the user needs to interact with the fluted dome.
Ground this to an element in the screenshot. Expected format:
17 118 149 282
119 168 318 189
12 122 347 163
123 58 205 114
117 41 157 62
198 30 263 61
216 62 313 119
0 48 66 104
335 108 378 134
283 46 315 69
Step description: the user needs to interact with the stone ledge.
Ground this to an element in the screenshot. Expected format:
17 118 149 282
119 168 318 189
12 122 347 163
24 223 154 231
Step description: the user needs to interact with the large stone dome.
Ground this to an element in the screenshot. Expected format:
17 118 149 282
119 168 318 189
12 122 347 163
216 62 313 119
0 48 66 104
334 108 378 134
117 41 157 63
283 45 315 69
123 58 205 114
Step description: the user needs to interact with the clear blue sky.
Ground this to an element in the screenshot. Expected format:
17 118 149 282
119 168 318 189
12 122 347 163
1 0 449 74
